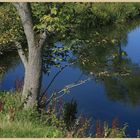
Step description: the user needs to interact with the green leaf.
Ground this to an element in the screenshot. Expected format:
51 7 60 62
51 7 57 15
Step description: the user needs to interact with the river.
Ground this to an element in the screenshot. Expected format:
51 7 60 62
0 20 140 137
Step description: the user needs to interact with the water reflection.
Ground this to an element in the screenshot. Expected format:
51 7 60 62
104 69 140 106
0 52 20 83
70 19 140 106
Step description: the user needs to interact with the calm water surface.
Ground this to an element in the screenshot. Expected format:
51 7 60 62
0 21 140 137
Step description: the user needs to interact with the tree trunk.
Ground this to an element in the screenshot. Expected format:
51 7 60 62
23 47 42 108
13 3 47 109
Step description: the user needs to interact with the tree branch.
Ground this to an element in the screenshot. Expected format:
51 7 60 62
15 41 28 68
55 78 91 100
45 77 91 105
13 3 35 50
39 30 48 48
12 2 19 8
39 61 76 103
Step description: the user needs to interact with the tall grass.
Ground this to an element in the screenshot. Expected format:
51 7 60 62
0 119 62 138
0 92 91 138
0 92 63 138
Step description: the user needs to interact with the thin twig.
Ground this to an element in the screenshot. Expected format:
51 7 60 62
46 77 91 104
55 77 91 100
39 61 76 103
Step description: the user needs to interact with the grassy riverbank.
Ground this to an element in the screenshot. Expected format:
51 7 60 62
0 92 133 138
0 92 63 137
0 120 62 137
0 92 91 138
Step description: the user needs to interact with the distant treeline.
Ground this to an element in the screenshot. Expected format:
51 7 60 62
72 3 140 28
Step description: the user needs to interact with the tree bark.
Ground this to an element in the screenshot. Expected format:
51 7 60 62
13 3 47 109
23 46 42 108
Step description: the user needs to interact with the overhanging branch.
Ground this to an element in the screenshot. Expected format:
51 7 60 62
45 77 91 105
39 61 76 103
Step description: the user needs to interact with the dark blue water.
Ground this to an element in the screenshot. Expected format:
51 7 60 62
1 24 140 137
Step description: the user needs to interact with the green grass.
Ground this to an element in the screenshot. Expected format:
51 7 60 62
0 92 64 138
0 119 63 137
